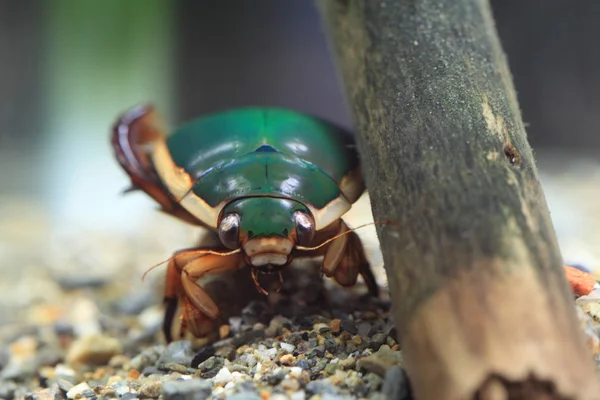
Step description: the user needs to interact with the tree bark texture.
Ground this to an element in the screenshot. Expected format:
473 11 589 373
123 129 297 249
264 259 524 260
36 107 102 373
318 1 600 399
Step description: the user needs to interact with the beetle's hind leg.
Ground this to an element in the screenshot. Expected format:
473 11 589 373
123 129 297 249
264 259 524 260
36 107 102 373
112 105 200 225
162 247 244 342
321 220 379 297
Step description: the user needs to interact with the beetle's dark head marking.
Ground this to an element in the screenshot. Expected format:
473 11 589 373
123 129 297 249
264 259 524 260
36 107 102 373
254 144 278 153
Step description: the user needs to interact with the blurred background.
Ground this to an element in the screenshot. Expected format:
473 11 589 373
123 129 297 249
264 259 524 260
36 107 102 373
1 0 599 322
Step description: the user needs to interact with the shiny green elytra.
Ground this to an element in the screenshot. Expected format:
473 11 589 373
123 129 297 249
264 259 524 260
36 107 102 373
113 105 379 341
150 108 365 236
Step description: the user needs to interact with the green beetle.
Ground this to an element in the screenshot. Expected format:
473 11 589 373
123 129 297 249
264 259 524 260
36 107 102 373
112 105 378 342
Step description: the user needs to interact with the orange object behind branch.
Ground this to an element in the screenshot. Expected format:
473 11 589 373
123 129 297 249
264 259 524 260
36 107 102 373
564 265 597 296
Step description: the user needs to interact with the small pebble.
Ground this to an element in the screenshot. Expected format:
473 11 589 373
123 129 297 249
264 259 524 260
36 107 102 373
338 358 356 370
357 321 371 337
197 356 224 372
280 354 295 365
191 346 216 367
219 324 231 339
58 379 75 392
158 341 194 366
281 378 300 391
162 379 212 400
294 359 310 370
128 369 141 379
364 372 384 391
330 319 341 334
286 332 303 346
280 342 295 353
341 320 358 335
290 390 306 400
370 333 388 350
229 316 243 334
161 362 188 374
121 393 139 400
66 334 122 366
131 346 163 371
213 367 233 386
306 380 340 396
265 315 291 337
226 392 261 400
139 380 163 398
358 345 403 376
313 323 329 333
26 387 60 400
66 382 95 399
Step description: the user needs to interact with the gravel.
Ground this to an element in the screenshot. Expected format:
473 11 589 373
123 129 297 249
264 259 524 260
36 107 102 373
2 187 600 399
0 214 403 400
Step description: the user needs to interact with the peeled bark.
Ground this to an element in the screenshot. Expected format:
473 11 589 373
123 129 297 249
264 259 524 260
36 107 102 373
317 0 600 399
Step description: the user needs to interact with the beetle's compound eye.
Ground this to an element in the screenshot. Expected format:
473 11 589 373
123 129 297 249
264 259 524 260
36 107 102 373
219 213 241 249
293 211 314 246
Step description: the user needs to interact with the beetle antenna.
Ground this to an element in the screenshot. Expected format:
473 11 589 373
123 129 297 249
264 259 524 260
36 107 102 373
141 248 242 281
295 220 397 251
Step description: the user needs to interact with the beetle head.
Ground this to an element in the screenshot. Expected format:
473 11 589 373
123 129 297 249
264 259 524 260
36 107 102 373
217 197 315 270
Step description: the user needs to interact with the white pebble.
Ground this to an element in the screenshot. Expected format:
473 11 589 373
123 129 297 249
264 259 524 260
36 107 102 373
231 371 246 383
245 354 257 367
213 367 232 385
280 343 295 353
290 390 306 400
281 378 300 391
66 382 92 399
266 348 278 358
54 364 76 378
289 367 303 379
212 386 225 395
138 305 163 330
224 381 235 390
69 296 101 337
66 334 122 366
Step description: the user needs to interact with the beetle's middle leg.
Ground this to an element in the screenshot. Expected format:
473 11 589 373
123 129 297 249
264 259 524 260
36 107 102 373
163 248 243 342
321 219 379 297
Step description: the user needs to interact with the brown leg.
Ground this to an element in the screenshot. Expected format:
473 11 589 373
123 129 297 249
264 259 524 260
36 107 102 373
162 247 243 342
112 105 200 225
322 219 380 297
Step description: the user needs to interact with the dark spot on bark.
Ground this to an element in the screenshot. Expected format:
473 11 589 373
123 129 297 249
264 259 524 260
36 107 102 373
503 143 520 166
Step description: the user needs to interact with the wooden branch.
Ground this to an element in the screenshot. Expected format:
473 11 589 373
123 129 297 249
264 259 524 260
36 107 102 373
317 0 600 399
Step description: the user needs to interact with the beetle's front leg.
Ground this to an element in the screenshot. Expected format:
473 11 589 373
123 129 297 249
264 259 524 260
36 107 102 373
163 248 244 342
321 219 379 297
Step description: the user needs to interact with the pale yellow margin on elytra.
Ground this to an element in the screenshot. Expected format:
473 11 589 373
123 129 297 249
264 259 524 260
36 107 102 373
307 196 351 231
151 138 358 231
151 139 223 228
339 166 366 204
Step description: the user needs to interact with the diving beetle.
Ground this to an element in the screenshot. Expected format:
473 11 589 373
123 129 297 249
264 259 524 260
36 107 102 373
112 105 379 342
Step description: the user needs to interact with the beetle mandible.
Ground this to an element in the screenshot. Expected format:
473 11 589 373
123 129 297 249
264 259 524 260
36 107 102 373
112 105 379 342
